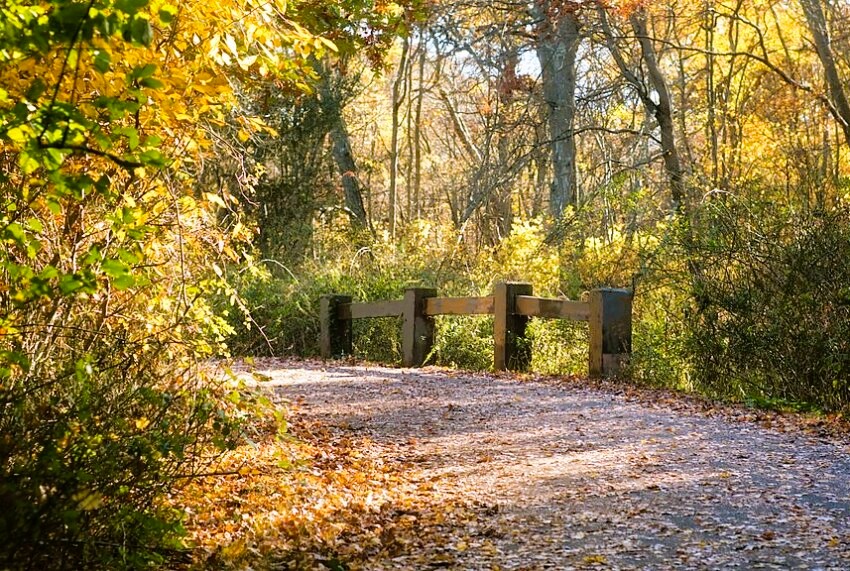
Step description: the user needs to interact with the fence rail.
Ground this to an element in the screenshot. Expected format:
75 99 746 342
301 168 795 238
320 282 632 377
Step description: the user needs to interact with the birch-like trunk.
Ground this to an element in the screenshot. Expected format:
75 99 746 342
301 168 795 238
389 37 410 238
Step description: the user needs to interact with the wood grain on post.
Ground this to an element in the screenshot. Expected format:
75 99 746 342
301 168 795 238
423 296 495 316
402 288 437 367
320 295 353 359
588 288 633 377
514 295 590 321
338 300 405 320
494 282 533 372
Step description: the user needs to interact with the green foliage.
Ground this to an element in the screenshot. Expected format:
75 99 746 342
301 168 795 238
218 244 416 361
528 319 588 376
0 362 241 568
222 217 606 372
432 316 493 370
677 202 850 411
628 285 692 391
0 1 244 566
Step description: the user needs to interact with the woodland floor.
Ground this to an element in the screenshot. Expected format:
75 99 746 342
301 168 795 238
185 359 850 570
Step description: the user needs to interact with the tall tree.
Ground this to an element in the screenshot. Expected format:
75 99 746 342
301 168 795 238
598 5 687 210
533 1 581 217
389 37 411 237
799 0 850 148
318 66 371 230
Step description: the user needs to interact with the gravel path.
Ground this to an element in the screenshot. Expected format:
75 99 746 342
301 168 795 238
258 360 850 570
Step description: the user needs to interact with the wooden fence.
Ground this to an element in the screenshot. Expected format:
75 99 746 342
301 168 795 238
320 282 632 377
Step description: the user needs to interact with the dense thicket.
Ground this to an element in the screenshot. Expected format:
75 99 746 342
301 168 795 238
0 0 404 567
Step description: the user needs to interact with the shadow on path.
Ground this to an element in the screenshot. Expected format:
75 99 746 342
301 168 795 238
259 361 850 570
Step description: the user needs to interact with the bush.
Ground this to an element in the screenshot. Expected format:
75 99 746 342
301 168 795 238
0 3 250 565
222 217 635 374
0 356 240 568
677 202 850 411
528 319 589 376
432 316 494 370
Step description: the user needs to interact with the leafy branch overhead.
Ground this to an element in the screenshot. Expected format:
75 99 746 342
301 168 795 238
0 0 409 567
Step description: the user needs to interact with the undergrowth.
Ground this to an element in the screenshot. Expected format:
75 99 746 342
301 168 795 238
219 205 850 415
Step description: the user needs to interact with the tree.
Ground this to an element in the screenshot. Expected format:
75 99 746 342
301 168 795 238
597 4 687 210
799 0 850 148
318 63 371 231
533 0 582 217
0 0 372 565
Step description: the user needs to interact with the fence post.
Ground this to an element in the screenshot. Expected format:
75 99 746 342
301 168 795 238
494 282 533 372
402 288 437 367
320 295 352 359
588 288 633 377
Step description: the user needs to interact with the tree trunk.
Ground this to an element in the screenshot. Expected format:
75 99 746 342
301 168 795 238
629 9 686 209
534 3 580 218
318 65 369 229
799 0 850 148
598 6 685 210
389 37 410 238
329 123 369 228
413 40 426 219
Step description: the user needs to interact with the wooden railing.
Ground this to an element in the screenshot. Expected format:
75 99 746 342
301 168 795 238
320 282 632 377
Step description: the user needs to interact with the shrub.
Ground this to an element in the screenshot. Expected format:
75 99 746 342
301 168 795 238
676 202 850 411
0 3 254 565
528 319 589 376
432 316 494 370
222 217 636 374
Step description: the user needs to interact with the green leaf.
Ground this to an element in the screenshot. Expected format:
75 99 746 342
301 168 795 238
102 259 129 278
131 18 153 46
58 274 84 295
3 223 25 244
117 248 141 265
26 78 46 101
38 266 59 280
53 3 89 31
113 274 136 290
25 218 43 233
139 77 164 90
19 152 40 174
115 0 150 15
139 148 167 167
115 126 140 150
130 63 157 80
93 50 111 73
159 5 178 24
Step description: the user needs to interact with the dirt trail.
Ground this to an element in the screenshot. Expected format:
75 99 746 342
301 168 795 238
258 360 850 570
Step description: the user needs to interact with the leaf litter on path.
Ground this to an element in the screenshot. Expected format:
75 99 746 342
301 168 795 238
181 359 850 570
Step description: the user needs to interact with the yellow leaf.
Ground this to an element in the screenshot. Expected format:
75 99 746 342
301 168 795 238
224 33 238 56
6 126 27 143
238 54 258 71
73 489 104 511
204 192 227 208
318 36 338 52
